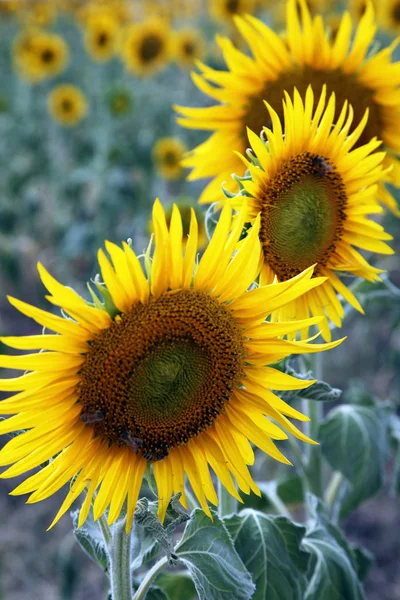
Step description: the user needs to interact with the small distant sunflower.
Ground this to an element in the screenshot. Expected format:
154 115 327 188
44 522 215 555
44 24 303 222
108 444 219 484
21 2 57 27
377 0 400 33
176 0 400 214
48 85 88 127
107 87 133 117
84 14 119 62
232 87 393 340
153 137 187 180
173 28 206 69
13 30 69 83
121 20 170 77
0 199 342 529
209 0 256 22
148 200 208 249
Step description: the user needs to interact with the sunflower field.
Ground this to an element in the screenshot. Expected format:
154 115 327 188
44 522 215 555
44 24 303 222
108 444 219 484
0 0 399 599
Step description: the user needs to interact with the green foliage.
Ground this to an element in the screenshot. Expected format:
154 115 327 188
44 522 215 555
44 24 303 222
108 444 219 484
279 362 342 403
71 510 109 572
319 403 389 516
224 509 309 600
176 509 255 600
302 496 367 599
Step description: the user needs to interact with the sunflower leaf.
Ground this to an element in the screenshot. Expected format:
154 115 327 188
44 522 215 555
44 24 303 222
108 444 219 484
176 508 255 600
279 362 342 403
71 510 109 572
224 509 309 600
389 414 400 496
156 572 197 600
302 495 366 600
319 404 389 517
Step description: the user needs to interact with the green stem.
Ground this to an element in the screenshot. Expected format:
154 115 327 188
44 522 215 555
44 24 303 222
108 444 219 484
217 480 237 518
98 513 112 548
133 556 168 600
325 471 344 523
302 353 324 500
267 489 292 519
185 487 199 511
108 519 133 600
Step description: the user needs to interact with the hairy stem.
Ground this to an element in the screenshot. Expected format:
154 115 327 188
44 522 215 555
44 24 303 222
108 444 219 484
108 519 133 600
133 556 168 600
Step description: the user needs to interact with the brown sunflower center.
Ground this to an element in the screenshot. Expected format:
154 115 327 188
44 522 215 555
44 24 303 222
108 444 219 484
97 31 109 46
259 152 347 280
61 98 73 113
139 34 163 63
183 41 195 56
41 48 55 63
162 150 179 166
392 2 400 23
78 289 245 462
244 67 381 149
226 0 240 13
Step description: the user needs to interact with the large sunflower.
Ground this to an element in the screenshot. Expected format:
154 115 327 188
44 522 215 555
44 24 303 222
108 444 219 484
0 200 341 530
230 87 393 340
176 0 400 214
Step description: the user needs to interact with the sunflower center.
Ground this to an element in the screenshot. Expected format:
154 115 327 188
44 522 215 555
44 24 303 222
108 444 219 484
259 152 346 280
61 98 73 112
392 2 400 23
77 289 245 461
139 34 163 62
183 41 195 56
226 0 240 13
41 48 55 63
162 150 179 166
244 67 380 149
97 31 108 46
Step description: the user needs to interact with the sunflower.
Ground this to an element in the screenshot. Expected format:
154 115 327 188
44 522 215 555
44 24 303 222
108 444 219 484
176 0 400 215
377 0 400 33
84 13 119 62
48 85 88 127
107 87 133 117
148 200 208 249
13 29 69 84
230 86 393 340
153 137 187 180
173 28 206 69
348 0 375 21
0 199 342 529
21 2 57 27
121 20 170 77
209 0 256 22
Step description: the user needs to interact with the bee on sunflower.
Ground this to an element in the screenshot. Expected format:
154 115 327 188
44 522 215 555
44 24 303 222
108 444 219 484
48 84 88 127
176 0 400 215
13 29 69 84
121 20 171 77
0 199 342 530
228 86 393 340
152 137 187 180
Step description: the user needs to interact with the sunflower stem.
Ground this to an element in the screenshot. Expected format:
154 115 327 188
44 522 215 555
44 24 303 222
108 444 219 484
98 513 112 548
132 556 168 600
325 471 345 523
108 518 133 600
303 353 324 503
218 480 237 517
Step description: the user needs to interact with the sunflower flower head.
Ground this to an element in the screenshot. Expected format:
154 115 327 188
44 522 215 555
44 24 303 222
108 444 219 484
152 137 187 180
209 0 256 23
176 0 400 215
230 86 393 340
13 29 69 84
84 12 119 62
121 20 170 77
173 28 206 69
48 84 88 127
0 199 343 531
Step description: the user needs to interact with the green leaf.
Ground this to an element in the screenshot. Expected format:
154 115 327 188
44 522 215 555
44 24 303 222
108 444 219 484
145 587 170 600
389 414 400 495
225 509 309 600
279 363 342 403
302 496 366 599
319 404 388 516
350 545 374 582
71 510 109 571
157 572 197 600
176 509 255 600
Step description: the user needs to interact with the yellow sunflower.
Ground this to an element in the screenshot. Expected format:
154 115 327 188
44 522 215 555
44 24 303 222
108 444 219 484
21 2 57 27
176 0 400 215
13 29 69 84
348 0 375 21
377 0 400 33
121 20 170 77
148 200 208 249
173 28 206 69
0 199 342 530
84 13 119 62
209 0 256 22
153 137 187 180
231 86 393 340
48 85 88 127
